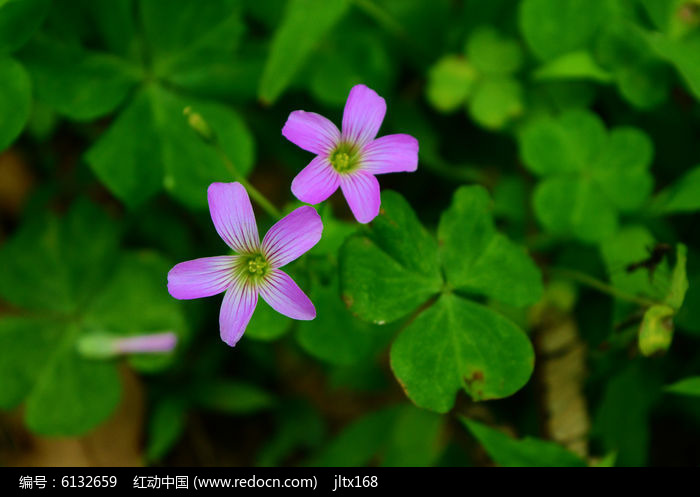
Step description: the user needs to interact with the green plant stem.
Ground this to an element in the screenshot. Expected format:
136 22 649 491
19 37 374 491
212 143 281 219
552 267 658 308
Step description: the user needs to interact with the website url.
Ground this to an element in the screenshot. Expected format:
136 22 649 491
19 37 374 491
193 476 317 490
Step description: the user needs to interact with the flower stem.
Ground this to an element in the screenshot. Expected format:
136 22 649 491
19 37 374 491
183 106 282 219
211 143 282 219
551 267 659 308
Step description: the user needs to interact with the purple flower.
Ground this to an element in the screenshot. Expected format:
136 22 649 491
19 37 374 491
282 84 419 223
167 182 322 347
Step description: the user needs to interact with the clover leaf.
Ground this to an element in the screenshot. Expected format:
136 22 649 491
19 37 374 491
426 26 524 129
520 109 654 243
0 200 186 435
340 187 541 412
20 0 255 209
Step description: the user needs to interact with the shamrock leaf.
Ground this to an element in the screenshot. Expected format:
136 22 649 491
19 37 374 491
521 109 654 242
595 22 670 109
438 185 543 307
340 191 443 324
297 275 394 366
22 35 141 120
22 1 255 208
341 187 540 412
462 418 586 467
86 86 254 208
0 201 186 435
426 26 524 129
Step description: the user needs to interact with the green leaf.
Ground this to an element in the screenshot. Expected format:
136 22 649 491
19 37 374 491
592 127 654 211
593 362 659 466
0 0 50 53
466 26 523 75
426 55 477 113
0 200 120 313
533 51 612 83
468 76 524 129
146 397 188 462
521 109 606 176
381 406 444 467
0 317 61 409
22 36 139 120
297 277 393 365
519 0 604 60
310 405 444 467
666 377 700 397
600 226 670 301
647 30 700 100
534 177 618 243
521 110 654 242
86 86 255 208
595 23 669 109
309 28 395 107
191 380 275 414
259 0 349 104
140 0 243 70
391 294 534 412
24 328 122 435
0 56 31 151
339 191 443 324
85 89 165 206
462 418 586 467
653 165 700 214
438 185 542 307
0 317 120 436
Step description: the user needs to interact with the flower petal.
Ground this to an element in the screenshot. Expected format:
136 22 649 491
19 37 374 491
262 206 323 268
342 84 386 146
167 256 236 299
282 110 340 155
362 134 419 174
258 269 315 320
219 280 258 347
208 182 260 253
340 171 381 224
291 155 340 205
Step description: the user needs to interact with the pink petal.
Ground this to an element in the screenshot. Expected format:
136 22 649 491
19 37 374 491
342 84 387 147
219 279 258 347
282 110 340 155
362 134 419 174
340 171 381 224
261 206 323 268
167 256 236 299
258 269 315 320
208 182 260 253
291 155 340 205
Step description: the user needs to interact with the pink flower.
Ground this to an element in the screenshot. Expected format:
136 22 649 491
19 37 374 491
167 182 322 347
282 84 419 223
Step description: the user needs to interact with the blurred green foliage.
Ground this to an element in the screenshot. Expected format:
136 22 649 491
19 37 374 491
1 0 700 467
